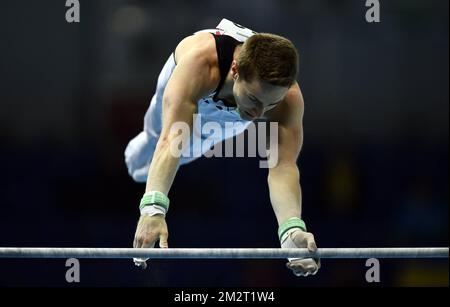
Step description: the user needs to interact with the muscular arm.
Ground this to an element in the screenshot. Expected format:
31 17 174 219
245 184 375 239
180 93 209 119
266 83 305 226
145 35 218 195
266 84 319 277
133 35 219 263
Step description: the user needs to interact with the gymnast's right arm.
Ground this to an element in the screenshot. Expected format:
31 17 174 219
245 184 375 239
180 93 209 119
133 36 217 268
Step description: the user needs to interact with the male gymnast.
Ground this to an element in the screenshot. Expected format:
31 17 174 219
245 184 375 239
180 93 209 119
126 19 320 276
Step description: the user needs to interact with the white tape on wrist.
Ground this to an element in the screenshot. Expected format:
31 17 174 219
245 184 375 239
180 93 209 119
281 228 305 262
280 228 299 246
140 204 167 216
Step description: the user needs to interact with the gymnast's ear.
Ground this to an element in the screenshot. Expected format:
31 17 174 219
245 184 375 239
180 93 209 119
230 60 239 79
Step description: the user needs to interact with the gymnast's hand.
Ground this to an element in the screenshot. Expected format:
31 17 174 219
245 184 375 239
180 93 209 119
281 228 321 277
133 214 169 269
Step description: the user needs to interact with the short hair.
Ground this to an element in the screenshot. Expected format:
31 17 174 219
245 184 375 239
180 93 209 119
237 33 299 87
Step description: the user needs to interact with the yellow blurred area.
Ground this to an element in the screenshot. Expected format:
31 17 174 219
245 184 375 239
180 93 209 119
395 264 449 287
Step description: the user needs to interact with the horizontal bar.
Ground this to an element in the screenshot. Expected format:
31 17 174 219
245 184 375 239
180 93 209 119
0 247 447 259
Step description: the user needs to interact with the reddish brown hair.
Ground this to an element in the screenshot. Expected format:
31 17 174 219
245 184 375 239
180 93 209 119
237 33 299 87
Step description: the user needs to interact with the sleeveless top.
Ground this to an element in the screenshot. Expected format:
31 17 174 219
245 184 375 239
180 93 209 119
142 19 258 163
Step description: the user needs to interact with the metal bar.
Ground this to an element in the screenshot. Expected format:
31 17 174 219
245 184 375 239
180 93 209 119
0 247 448 259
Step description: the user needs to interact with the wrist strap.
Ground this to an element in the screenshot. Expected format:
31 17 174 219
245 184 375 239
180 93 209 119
139 191 170 213
278 217 307 241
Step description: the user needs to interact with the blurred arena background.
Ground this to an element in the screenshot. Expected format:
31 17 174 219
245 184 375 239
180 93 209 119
0 0 448 286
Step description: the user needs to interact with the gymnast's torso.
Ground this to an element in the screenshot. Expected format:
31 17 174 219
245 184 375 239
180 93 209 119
125 19 259 182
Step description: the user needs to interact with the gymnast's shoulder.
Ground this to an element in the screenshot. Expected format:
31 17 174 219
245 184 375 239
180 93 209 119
173 32 220 88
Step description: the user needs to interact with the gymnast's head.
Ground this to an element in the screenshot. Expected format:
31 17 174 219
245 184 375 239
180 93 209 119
231 33 299 121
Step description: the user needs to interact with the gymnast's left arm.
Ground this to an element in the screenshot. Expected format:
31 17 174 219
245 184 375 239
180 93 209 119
266 83 320 277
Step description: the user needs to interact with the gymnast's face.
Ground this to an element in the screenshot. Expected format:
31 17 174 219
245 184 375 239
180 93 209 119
232 73 289 121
